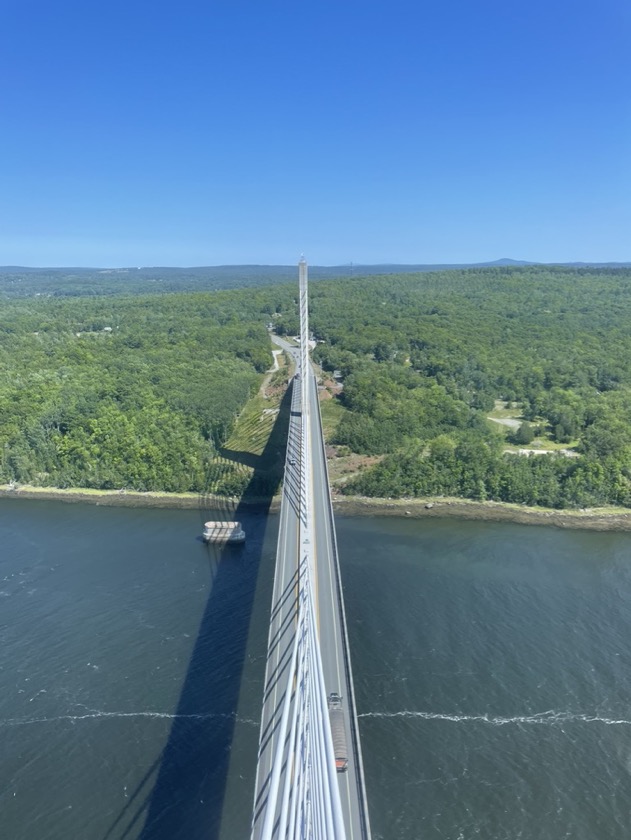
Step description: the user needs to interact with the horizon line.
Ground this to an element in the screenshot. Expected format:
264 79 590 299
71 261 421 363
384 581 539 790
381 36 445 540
2 258 631 271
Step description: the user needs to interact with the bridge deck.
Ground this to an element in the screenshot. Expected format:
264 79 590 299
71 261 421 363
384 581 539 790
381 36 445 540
308 370 371 840
251 332 370 838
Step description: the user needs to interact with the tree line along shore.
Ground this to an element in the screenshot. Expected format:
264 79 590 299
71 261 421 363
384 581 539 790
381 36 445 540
2 265 631 524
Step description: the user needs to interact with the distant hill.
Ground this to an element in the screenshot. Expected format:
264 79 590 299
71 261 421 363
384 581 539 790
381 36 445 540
0 260 629 298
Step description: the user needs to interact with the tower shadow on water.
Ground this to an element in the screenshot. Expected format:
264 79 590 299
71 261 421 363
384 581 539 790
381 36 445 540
102 384 293 840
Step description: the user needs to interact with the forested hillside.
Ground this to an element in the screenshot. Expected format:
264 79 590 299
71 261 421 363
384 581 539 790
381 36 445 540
294 265 631 509
4 261 625 299
0 266 298 298
0 263 495 298
4 265 631 508
0 291 275 491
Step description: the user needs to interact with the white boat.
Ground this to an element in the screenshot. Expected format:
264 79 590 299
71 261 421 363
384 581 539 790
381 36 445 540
202 521 246 544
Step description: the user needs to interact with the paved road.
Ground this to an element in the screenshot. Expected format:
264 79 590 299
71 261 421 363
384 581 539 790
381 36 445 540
308 371 371 840
251 343 302 836
252 337 370 839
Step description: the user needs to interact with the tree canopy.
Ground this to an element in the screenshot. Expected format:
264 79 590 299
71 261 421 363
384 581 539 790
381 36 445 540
0 291 273 491
297 265 631 509
4 263 631 509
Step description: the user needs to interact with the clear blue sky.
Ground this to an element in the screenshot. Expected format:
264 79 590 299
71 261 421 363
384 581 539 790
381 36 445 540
1 0 629 266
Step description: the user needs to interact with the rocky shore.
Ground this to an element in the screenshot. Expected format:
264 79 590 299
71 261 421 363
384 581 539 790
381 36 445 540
331 494 631 531
3 483 631 531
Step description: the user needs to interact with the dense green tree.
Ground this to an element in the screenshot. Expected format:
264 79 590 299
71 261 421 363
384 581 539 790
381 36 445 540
513 422 535 445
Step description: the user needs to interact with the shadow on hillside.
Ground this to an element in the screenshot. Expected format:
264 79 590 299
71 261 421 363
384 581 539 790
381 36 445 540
216 447 261 472
100 385 292 840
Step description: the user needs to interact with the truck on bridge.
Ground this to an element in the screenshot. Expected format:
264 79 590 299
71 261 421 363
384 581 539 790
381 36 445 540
328 692 349 773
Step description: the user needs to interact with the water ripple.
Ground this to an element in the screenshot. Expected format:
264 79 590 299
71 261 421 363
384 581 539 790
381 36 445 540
0 709 260 727
358 710 631 726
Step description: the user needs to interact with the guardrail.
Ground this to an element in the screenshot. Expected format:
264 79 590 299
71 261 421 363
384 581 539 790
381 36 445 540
311 374 372 840
252 258 371 839
252 259 348 839
257 553 346 840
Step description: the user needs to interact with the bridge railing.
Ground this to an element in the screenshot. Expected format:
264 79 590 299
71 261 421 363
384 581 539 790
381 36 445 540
255 550 346 840
311 374 372 840
252 258 372 839
252 256 348 839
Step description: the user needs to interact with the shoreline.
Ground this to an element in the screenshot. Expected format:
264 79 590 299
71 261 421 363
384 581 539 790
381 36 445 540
2 483 631 530
0 484 281 512
331 495 631 531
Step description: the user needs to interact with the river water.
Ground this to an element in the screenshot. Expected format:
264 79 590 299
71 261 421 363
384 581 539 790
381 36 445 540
2 499 631 839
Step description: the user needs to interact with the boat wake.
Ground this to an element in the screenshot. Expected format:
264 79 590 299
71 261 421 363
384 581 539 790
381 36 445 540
0 708 260 728
358 710 631 726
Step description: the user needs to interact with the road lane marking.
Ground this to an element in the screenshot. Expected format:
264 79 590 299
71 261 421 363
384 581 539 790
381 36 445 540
308 372 360 839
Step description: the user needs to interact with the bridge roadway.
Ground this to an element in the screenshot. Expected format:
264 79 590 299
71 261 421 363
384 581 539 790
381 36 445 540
252 337 370 839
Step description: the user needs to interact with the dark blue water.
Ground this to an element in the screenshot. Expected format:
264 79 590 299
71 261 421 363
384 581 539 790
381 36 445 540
2 499 631 839
341 517 631 840
0 500 276 840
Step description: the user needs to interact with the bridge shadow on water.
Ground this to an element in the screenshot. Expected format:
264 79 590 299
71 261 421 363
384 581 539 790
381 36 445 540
101 385 293 840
